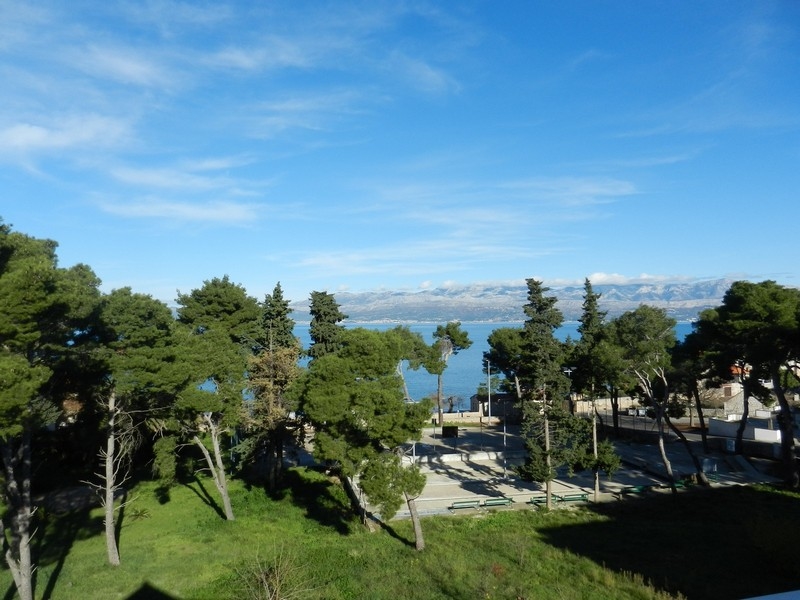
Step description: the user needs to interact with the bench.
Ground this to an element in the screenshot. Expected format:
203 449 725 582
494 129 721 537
658 479 692 491
528 495 548 506
483 497 514 508
449 500 480 511
556 492 589 503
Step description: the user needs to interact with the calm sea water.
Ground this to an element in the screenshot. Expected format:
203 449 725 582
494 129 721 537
294 321 694 407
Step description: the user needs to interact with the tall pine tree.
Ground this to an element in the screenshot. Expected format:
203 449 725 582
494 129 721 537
307 291 347 361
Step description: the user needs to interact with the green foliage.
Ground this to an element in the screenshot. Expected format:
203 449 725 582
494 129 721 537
307 291 348 360
570 279 609 399
612 306 677 374
298 328 430 472
608 305 677 407
295 327 432 521
484 326 524 395
260 282 297 351
697 280 800 386
99 288 188 412
152 435 178 486
177 275 261 352
519 279 568 400
517 405 619 482
694 280 800 483
359 453 425 520
0 226 104 435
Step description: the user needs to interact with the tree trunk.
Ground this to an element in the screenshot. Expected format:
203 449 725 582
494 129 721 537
193 415 235 520
690 385 709 454
592 409 600 501
436 373 444 426
105 392 121 566
610 389 620 437
1 431 34 600
397 360 411 401
544 410 553 510
654 407 677 491
405 492 425 551
772 368 799 488
734 377 751 454
664 414 710 486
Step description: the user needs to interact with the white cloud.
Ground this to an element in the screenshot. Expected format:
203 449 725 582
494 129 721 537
76 44 177 88
500 177 637 205
0 115 130 154
207 37 316 71
581 272 695 286
248 90 366 138
388 52 460 95
110 166 232 191
99 198 260 224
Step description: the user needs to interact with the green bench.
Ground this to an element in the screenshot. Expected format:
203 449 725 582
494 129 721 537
556 492 589 503
618 484 651 496
449 500 480 511
483 497 514 508
528 495 548 506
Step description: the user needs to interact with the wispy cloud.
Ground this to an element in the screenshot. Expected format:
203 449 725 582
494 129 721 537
0 114 131 154
99 198 261 224
387 52 460 95
365 175 636 225
121 0 234 32
499 177 637 206
110 166 235 191
73 44 178 88
290 232 561 282
567 48 614 71
618 15 799 138
248 90 367 138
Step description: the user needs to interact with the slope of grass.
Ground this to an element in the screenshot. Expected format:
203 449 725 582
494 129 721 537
4 470 800 599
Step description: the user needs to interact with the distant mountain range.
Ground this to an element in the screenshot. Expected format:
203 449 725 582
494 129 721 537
290 279 736 323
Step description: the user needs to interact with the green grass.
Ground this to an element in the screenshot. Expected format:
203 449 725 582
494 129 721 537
5 471 800 599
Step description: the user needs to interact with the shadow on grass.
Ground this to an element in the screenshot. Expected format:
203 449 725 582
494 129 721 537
125 581 180 599
536 485 800 600
282 467 356 535
370 516 415 549
30 502 104 600
182 476 225 520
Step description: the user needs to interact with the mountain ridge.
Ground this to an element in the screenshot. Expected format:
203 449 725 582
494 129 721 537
290 279 736 323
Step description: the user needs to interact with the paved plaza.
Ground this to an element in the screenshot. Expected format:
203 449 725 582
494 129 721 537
363 422 781 520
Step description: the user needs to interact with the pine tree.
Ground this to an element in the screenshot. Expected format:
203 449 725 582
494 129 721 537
307 291 347 360
261 282 296 351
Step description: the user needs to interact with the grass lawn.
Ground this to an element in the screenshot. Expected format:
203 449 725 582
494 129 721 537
4 469 800 599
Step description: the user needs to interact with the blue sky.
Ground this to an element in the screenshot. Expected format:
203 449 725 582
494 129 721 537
2 1 798 305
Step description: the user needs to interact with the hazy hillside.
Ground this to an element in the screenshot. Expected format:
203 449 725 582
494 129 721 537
290 279 735 323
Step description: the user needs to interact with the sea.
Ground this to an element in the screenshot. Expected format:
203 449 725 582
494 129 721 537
294 321 694 409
